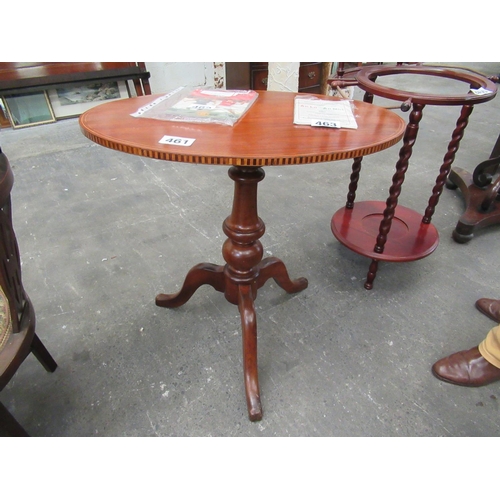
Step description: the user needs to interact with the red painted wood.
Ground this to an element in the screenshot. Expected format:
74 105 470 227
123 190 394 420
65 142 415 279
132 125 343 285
331 201 439 262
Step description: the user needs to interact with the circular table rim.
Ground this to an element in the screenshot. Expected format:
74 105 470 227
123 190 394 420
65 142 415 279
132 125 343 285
355 65 498 106
79 92 407 167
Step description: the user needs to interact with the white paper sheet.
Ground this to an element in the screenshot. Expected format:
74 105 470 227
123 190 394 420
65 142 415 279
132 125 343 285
293 97 358 129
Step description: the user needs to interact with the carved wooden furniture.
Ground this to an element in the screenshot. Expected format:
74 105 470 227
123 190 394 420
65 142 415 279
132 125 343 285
329 65 497 289
0 148 57 436
80 90 405 421
446 132 500 242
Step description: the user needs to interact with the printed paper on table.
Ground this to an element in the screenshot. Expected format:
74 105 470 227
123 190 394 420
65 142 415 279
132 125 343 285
131 87 259 126
293 96 358 129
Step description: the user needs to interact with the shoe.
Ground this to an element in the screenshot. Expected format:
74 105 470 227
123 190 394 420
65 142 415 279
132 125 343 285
475 298 500 323
432 347 500 387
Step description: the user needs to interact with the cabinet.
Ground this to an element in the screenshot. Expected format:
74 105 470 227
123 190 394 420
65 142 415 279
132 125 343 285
251 62 323 93
298 62 323 93
225 63 326 94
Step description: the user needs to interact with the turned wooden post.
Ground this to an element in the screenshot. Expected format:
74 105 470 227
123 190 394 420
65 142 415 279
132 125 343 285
374 103 425 254
422 104 474 224
222 167 265 305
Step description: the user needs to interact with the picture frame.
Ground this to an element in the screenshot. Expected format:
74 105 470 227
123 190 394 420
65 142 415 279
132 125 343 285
48 80 130 118
2 91 56 129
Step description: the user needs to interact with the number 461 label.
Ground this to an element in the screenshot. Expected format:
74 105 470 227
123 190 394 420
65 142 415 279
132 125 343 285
159 135 196 146
311 120 341 128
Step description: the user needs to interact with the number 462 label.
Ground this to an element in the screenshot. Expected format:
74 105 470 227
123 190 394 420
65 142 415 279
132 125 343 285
159 135 196 146
311 120 341 128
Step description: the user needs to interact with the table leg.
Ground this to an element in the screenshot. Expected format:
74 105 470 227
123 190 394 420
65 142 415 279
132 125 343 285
238 284 261 421
445 133 500 242
156 166 307 421
447 166 500 242
346 156 363 209
156 263 225 307
422 104 474 224
365 103 425 289
343 90 375 208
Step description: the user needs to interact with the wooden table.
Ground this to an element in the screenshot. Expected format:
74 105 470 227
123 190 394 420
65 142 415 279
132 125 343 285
79 90 405 421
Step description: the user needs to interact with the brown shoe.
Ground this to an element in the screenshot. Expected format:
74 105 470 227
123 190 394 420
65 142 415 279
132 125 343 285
432 347 500 387
475 298 500 322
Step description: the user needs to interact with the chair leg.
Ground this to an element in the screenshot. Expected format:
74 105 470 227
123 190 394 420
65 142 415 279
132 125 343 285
0 400 29 436
364 259 379 290
31 334 57 372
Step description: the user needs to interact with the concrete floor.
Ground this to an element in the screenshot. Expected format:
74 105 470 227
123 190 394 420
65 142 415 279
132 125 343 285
1 62 499 436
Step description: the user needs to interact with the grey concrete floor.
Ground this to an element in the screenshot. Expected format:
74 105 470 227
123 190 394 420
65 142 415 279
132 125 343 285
1 62 500 436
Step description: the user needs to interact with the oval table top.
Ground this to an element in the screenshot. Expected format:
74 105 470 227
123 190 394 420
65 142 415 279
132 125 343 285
80 90 406 167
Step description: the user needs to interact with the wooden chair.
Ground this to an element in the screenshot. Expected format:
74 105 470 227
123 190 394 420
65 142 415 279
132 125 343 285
0 147 57 436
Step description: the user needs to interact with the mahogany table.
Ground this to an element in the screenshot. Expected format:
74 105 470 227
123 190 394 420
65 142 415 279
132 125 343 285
79 90 405 421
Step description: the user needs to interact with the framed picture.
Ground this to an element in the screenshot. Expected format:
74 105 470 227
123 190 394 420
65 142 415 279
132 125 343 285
2 91 56 129
48 80 129 118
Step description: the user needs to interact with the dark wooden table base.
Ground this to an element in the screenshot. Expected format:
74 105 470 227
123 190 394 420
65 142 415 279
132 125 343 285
155 166 308 421
446 134 500 243
447 166 500 243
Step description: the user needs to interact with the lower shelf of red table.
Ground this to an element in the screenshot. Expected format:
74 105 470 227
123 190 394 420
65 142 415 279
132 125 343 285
331 200 439 262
